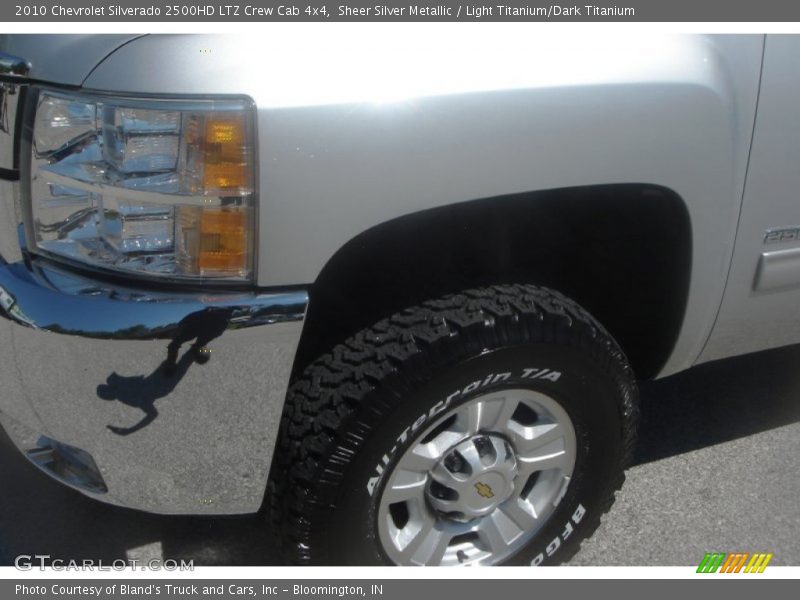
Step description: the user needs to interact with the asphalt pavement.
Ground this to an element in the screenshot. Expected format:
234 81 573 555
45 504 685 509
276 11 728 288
1 343 799 567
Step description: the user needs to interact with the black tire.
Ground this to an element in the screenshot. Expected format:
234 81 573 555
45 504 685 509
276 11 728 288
268 284 638 565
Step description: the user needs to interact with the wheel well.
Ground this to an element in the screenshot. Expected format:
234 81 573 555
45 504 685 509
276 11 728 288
293 184 691 380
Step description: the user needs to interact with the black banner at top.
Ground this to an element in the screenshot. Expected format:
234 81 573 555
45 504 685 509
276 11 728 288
4 0 800 22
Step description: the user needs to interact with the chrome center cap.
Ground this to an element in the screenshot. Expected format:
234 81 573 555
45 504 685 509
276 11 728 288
425 434 518 522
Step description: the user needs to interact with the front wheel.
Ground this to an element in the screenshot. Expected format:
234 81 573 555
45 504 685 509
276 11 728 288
269 284 638 566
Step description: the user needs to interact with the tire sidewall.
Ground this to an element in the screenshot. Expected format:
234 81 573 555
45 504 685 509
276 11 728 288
315 342 625 566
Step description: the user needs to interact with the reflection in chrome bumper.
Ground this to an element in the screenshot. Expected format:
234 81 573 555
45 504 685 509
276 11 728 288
0 257 307 514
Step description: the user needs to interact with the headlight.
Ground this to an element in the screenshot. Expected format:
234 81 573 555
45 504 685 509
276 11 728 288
26 88 256 283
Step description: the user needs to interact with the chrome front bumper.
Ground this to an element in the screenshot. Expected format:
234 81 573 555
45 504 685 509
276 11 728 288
1 72 308 515
0 180 307 514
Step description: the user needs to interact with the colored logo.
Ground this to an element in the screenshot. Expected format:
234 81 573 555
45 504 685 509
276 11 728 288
474 482 495 499
697 552 773 573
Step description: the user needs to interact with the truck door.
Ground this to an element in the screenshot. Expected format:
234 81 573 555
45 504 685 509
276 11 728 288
701 35 800 362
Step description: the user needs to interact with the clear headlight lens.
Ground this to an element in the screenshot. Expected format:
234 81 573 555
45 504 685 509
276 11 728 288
28 89 256 282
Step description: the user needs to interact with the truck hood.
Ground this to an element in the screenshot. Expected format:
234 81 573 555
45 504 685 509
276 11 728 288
0 34 143 85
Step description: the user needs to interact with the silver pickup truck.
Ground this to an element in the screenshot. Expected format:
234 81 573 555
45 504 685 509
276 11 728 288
0 32 796 566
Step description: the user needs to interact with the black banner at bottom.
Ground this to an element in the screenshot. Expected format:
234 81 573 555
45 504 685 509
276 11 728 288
3 579 797 600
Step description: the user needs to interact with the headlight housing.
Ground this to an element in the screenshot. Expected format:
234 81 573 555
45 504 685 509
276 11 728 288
25 88 256 283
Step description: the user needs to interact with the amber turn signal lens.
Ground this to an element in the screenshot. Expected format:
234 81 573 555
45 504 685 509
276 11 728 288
177 205 251 278
198 207 249 274
202 114 251 194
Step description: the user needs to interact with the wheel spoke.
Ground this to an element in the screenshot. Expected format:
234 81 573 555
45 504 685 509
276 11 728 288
476 512 514 554
402 526 454 565
400 444 441 474
517 448 570 478
498 497 539 531
453 400 493 435
417 429 468 464
454 401 480 435
508 421 565 455
426 529 454 565
488 395 521 431
382 469 427 504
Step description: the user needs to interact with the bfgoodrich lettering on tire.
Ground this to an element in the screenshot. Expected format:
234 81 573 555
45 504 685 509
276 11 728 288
269 284 638 565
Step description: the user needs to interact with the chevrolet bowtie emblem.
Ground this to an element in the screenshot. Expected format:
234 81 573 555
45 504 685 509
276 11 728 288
475 481 495 499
